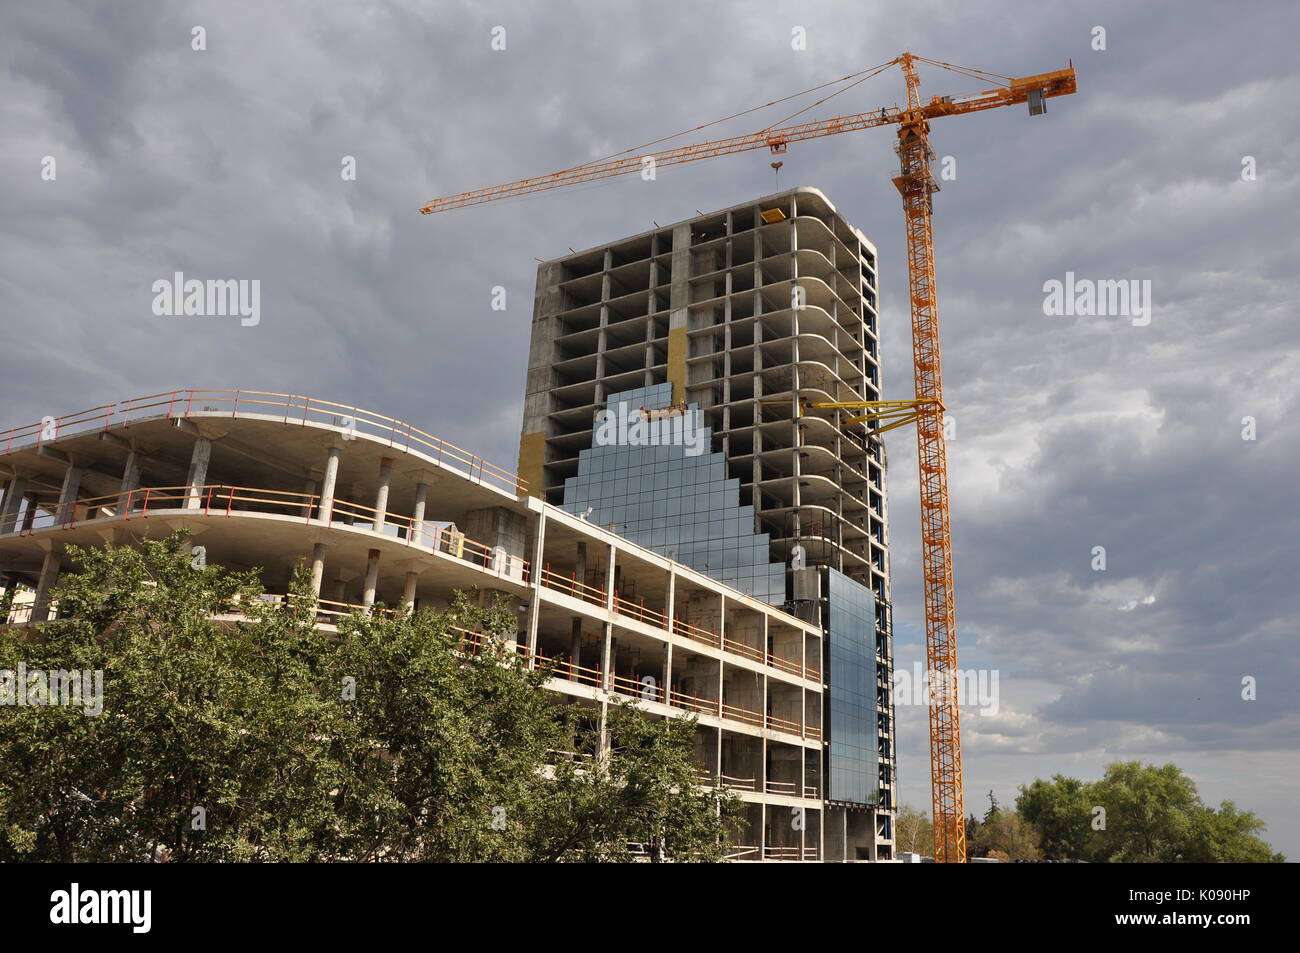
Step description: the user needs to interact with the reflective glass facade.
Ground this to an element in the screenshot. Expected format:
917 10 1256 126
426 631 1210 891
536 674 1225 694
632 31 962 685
827 568 878 805
562 383 787 604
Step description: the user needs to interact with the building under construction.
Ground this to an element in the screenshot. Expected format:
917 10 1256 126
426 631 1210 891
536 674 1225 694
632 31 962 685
0 388 849 860
518 186 896 856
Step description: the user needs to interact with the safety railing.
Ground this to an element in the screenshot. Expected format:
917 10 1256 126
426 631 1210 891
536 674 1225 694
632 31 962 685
538 564 607 606
719 773 758 792
668 687 720 717
533 646 604 690
535 583 817 681
609 670 664 702
721 634 765 664
672 616 721 649
2 602 36 625
612 594 669 629
2 483 531 583
763 845 819 861
0 388 527 496
720 700 764 729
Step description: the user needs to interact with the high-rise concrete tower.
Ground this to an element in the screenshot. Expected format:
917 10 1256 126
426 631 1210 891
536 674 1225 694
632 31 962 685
518 186 897 857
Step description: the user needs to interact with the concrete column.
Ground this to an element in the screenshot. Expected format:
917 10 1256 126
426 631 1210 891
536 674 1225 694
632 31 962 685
20 495 37 532
601 620 613 691
300 478 318 518
373 458 393 532
184 437 212 510
569 617 582 676
0 475 27 534
574 542 588 593
340 485 357 525
401 571 418 614
663 568 677 701
118 451 141 514
317 446 341 522
32 549 61 623
55 465 83 525
524 511 545 665
309 543 327 597
604 544 616 611
326 573 347 608
1 572 20 623
410 481 428 545
361 548 381 611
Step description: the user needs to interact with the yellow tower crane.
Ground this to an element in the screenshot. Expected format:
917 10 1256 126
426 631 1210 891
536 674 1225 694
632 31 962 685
419 52 1077 863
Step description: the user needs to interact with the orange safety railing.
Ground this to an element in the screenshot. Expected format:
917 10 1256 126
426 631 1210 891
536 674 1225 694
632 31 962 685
538 564 607 606
668 687 720 717
533 646 604 689
762 845 819 861
672 616 721 649
2 482 531 583
719 773 758 791
609 671 664 702
0 389 527 495
720 700 764 729
612 594 670 629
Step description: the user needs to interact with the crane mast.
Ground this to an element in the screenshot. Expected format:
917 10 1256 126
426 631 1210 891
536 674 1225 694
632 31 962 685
892 52 964 862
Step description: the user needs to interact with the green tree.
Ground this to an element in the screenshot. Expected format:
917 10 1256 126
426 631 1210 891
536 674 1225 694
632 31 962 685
1089 761 1200 862
972 810 1041 861
1017 774 1096 861
1015 762 1284 864
894 804 932 855
530 702 741 862
0 532 738 862
1184 801 1284 864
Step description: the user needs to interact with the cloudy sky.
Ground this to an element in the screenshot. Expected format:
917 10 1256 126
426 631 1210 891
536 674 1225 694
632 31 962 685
3 1 1297 857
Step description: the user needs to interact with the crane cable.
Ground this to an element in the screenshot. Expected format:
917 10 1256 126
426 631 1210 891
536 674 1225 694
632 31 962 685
557 57 903 174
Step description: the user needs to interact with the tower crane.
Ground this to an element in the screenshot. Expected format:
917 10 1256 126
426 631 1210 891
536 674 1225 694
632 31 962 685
419 52 1077 863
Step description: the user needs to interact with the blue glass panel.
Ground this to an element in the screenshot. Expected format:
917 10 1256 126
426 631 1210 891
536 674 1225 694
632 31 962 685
826 568 879 805
560 383 787 605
